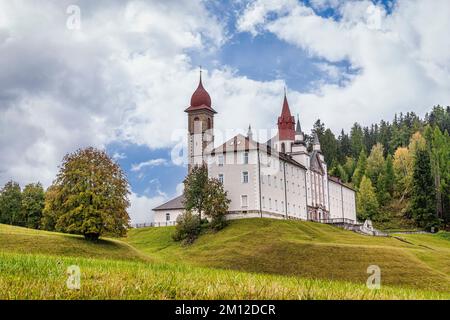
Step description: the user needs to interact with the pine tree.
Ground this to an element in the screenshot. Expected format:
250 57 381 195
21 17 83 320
427 126 450 222
321 128 339 167
357 176 379 220
384 154 395 197
350 123 365 158
410 148 439 230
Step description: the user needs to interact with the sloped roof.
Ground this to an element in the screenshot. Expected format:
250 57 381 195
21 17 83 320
211 134 307 170
310 150 324 174
153 195 185 211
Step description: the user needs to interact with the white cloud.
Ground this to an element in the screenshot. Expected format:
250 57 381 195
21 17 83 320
236 0 450 132
112 152 127 161
131 158 168 172
2 0 450 217
176 183 184 196
128 192 166 224
0 0 225 188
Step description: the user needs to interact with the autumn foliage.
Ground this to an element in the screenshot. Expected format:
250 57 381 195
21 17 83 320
42 147 130 240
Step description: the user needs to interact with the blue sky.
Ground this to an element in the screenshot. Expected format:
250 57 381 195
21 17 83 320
2 0 449 223
108 0 394 202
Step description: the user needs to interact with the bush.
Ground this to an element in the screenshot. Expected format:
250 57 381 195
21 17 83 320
172 211 201 244
209 215 228 232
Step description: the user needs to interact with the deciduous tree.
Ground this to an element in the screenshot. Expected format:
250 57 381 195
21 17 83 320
21 183 45 229
357 176 379 220
49 147 130 240
0 181 22 225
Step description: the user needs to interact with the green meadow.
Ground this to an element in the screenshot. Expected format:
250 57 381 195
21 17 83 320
1 219 449 299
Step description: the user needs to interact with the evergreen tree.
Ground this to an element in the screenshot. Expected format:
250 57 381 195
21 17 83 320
427 126 450 222
357 176 379 220
384 154 395 197
350 123 365 158
0 181 22 225
338 129 352 161
321 128 339 167
21 182 45 229
410 148 439 230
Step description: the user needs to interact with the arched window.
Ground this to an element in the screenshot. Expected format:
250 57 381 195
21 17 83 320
281 142 286 153
207 118 212 129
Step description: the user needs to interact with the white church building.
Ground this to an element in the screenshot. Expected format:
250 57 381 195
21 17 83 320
153 74 356 225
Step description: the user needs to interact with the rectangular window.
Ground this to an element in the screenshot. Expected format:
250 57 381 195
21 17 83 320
218 174 224 184
275 200 278 211
242 171 249 183
280 179 283 189
243 152 249 164
262 196 265 208
269 198 272 210
166 213 170 221
261 175 264 184
241 195 248 208
218 155 224 166
268 175 271 186
281 201 284 212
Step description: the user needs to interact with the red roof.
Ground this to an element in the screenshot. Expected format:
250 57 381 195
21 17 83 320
277 93 295 140
185 72 216 113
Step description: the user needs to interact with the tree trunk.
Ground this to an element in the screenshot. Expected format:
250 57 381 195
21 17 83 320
84 233 100 241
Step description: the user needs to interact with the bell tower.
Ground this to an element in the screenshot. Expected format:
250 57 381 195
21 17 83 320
276 89 295 153
185 69 216 171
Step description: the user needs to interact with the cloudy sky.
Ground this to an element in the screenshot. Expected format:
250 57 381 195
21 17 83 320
1 0 449 224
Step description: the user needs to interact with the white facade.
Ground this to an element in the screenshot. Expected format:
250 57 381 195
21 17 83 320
152 76 357 225
154 209 183 226
205 133 356 223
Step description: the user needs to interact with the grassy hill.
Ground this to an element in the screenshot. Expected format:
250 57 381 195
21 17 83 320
0 224 148 262
127 219 450 292
1 219 449 299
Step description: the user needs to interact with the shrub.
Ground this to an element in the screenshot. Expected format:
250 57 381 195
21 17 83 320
172 211 201 244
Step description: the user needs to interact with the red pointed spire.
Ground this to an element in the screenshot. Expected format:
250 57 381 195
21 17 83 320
278 89 295 141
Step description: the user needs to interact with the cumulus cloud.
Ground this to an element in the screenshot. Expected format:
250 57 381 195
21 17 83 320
2 0 450 222
237 0 450 132
0 0 225 187
128 192 166 224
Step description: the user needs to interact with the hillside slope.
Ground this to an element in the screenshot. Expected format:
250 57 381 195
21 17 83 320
1 222 448 299
127 219 450 292
0 224 148 262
